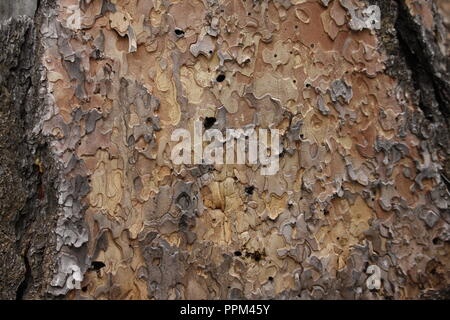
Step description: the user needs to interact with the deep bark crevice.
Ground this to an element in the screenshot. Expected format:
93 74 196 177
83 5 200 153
15 249 32 300
370 0 450 186
395 0 450 121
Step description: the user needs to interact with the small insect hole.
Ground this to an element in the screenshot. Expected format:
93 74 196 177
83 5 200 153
91 261 106 271
245 186 255 195
204 117 216 129
216 74 226 82
174 28 185 36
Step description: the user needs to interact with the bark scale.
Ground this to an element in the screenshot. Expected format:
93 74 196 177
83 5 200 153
0 0 449 300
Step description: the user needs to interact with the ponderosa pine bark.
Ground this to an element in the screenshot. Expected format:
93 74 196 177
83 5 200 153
0 0 449 300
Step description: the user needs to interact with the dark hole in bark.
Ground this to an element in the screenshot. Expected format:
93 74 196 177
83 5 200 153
254 251 262 262
216 74 225 82
234 251 242 257
91 261 106 271
245 186 255 195
204 117 216 129
174 28 185 36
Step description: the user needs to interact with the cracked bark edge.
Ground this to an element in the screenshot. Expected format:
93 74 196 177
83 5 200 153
0 1 61 300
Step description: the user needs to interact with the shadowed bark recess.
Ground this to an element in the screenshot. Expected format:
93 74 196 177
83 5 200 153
369 0 450 180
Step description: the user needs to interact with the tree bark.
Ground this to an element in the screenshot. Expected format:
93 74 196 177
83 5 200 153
0 0 449 300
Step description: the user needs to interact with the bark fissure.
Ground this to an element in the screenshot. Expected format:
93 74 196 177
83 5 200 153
15 249 32 300
395 0 450 121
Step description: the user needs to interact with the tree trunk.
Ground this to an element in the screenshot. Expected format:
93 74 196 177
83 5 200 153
0 0 449 300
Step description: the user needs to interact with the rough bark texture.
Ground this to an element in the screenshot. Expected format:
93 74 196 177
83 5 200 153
0 0 449 300
0 2 60 300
